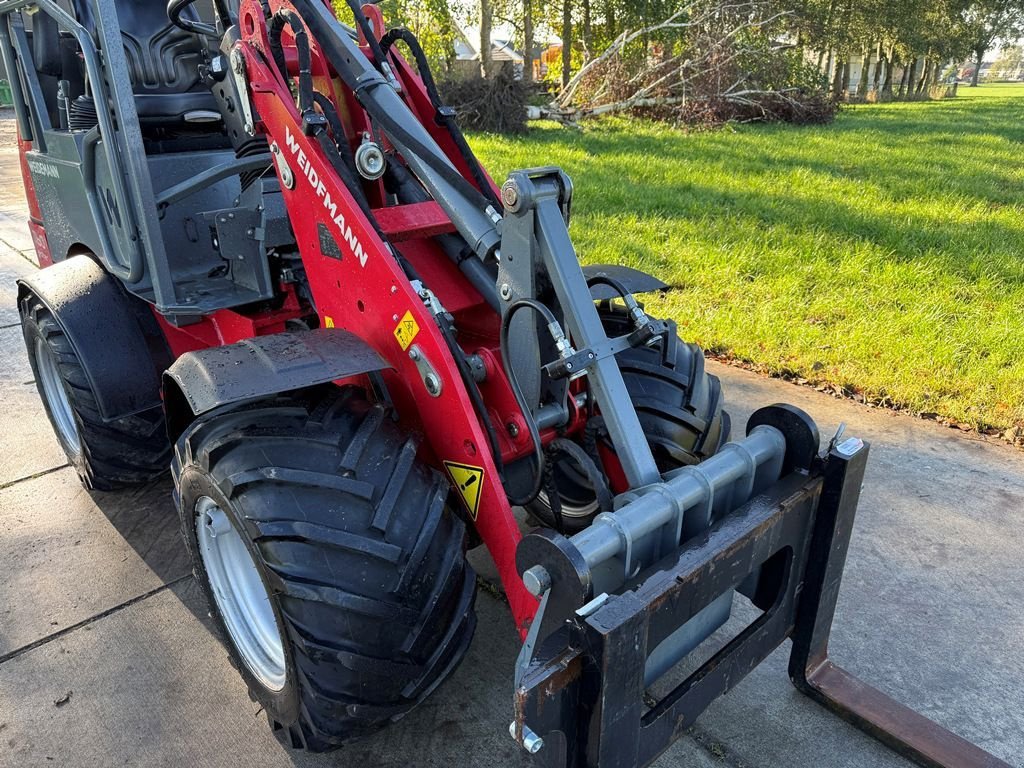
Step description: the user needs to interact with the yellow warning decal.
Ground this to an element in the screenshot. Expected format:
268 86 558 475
324 316 335 328
394 310 420 351
444 461 484 520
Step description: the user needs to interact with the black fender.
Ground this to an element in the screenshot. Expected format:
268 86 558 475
17 255 172 420
162 329 391 442
581 264 669 300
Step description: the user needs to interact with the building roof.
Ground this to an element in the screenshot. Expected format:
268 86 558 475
454 24 524 63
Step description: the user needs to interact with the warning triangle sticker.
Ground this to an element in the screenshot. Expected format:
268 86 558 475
393 310 420 351
444 461 484 521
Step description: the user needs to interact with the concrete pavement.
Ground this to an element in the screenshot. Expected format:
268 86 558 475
0 126 1021 768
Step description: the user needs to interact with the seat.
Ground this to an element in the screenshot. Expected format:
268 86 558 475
73 0 220 126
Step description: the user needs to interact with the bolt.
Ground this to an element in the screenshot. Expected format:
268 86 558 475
524 731 544 755
509 722 545 754
501 179 520 211
522 565 551 596
424 373 441 395
506 422 520 438
409 348 421 362
391 285 398 294
231 49 245 75
500 283 512 301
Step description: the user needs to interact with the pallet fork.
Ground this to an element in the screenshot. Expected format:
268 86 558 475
0 0 1011 764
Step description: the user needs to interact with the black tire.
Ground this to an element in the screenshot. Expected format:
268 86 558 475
527 304 730 532
173 387 477 752
20 292 171 491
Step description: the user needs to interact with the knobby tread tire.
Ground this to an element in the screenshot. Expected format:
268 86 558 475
527 305 730 531
20 293 170 490
173 387 477 752
602 306 730 468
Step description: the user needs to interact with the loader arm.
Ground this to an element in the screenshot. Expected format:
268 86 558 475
3 0 1007 763
228 4 1011 767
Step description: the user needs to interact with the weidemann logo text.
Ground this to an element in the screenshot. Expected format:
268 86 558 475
285 126 368 267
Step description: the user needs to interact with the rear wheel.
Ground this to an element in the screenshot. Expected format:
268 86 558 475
527 305 730 532
173 387 477 751
20 292 171 490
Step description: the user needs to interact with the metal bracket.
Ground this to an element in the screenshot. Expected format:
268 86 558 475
229 47 256 136
270 141 295 189
409 344 442 397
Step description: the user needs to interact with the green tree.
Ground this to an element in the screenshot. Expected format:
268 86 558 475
961 0 1024 85
988 42 1024 77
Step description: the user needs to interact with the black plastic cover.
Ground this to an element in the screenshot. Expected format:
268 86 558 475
17 255 172 421
582 264 669 300
163 329 391 418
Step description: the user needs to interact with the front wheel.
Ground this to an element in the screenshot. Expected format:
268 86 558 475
527 305 730 532
173 387 477 751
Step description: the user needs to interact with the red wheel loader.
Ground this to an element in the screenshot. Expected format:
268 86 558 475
2 0 1009 765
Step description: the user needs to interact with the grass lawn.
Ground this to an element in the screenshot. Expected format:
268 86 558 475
471 83 1024 437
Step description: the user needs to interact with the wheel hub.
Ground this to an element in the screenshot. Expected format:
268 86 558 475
195 496 286 691
34 337 81 454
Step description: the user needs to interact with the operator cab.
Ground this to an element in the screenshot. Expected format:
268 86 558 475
9 0 293 320
31 1 225 139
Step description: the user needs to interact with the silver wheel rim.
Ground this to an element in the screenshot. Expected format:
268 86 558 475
195 496 286 691
35 337 81 454
537 490 599 519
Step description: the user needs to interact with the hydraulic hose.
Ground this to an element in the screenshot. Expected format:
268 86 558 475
166 0 218 38
339 0 390 72
437 318 505 478
379 27 501 209
268 10 315 117
542 437 614 531
287 0 501 258
212 0 233 30
311 91 361 181
586 274 633 303
500 299 563 507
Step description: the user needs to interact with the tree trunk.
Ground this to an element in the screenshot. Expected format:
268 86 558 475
480 0 493 78
882 52 896 95
841 59 851 96
582 0 592 58
971 49 983 86
899 59 915 98
523 0 534 82
873 44 884 92
831 56 844 97
604 0 616 39
916 59 931 94
561 0 573 89
857 48 871 98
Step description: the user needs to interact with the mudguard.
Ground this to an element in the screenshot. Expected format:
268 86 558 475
581 264 669 301
162 328 391 440
17 255 171 420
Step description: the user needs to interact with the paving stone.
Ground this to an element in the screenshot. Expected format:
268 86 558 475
0 469 187 656
0 248 34 327
0 581 724 768
0 382 66 486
